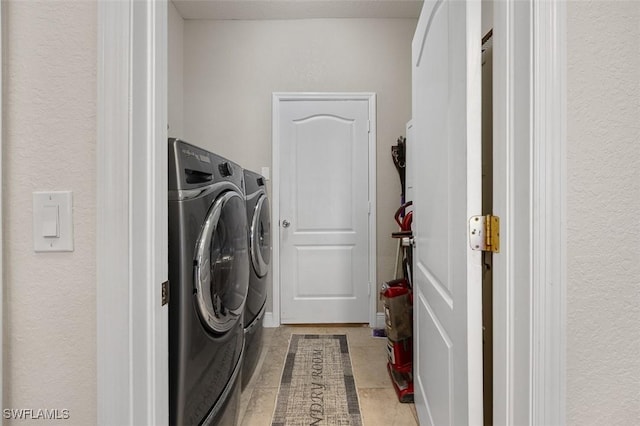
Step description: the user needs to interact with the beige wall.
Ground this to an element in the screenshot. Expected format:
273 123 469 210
3 1 97 424
168 1 184 138
567 1 640 424
182 18 417 314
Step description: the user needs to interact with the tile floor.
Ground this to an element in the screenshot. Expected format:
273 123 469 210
238 325 419 425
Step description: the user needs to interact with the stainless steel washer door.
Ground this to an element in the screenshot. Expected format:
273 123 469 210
250 194 271 278
194 190 249 334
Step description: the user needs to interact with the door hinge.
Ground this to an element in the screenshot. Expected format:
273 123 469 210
162 280 170 306
367 120 371 133
469 215 500 253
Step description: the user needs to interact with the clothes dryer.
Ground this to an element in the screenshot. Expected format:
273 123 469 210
241 169 271 388
168 139 249 425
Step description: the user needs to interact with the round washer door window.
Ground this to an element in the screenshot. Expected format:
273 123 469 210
250 194 271 278
194 190 249 334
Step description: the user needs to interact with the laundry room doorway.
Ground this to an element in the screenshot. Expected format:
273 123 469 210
272 93 377 325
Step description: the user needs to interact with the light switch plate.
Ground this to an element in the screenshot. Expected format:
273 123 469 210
33 191 74 252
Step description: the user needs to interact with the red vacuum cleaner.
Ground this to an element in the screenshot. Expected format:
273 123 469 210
381 277 414 403
381 198 415 403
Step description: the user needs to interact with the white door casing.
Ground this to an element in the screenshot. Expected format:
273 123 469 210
272 93 377 325
492 2 567 424
97 1 168 425
411 1 483 425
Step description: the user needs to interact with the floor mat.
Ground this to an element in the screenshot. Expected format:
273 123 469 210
271 334 363 426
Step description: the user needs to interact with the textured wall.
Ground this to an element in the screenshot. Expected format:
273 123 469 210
3 1 97 424
567 1 640 424
182 19 416 315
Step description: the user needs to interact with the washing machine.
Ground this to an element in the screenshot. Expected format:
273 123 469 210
168 138 249 426
241 169 271 388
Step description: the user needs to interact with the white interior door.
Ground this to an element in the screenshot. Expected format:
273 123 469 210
411 1 483 425
276 95 373 324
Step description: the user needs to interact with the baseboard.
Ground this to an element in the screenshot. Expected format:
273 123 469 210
264 311 384 329
263 312 278 328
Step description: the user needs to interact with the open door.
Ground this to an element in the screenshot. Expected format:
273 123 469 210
411 1 483 425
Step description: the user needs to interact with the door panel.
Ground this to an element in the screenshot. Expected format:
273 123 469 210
294 116 354 231
295 246 354 297
412 1 483 425
279 98 370 324
416 293 453 426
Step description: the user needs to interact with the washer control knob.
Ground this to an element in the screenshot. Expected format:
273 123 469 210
282 220 290 228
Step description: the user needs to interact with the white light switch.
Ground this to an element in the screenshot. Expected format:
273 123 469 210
41 205 60 237
33 191 73 252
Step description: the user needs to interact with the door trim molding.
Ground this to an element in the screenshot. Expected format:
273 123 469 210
493 1 566 424
530 1 566 424
271 92 377 326
492 3 526 423
97 1 168 425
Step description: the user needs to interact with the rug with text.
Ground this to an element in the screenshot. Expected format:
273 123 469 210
271 334 363 426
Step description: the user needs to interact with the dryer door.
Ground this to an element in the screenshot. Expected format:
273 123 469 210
194 190 249 334
250 194 271 278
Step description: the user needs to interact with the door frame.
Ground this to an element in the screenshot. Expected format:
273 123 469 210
492 1 566 425
95 2 566 423
271 92 377 327
96 1 168 425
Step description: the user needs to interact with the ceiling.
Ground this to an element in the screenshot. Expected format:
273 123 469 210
172 0 424 20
